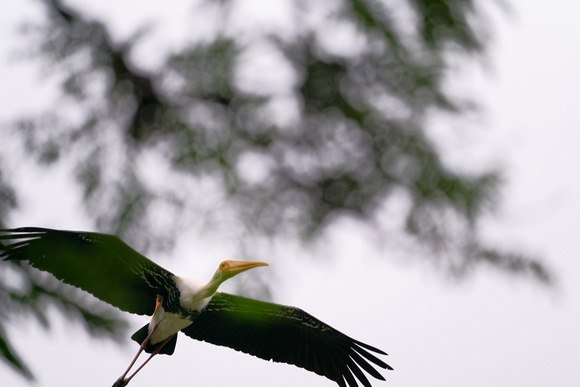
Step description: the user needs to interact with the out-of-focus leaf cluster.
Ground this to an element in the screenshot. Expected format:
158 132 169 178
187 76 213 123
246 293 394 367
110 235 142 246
9 0 550 278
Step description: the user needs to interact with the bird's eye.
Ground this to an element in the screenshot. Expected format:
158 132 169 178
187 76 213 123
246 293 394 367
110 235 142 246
219 260 232 270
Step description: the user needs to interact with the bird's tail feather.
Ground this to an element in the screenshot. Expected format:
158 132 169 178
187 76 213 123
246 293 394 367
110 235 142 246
131 324 177 355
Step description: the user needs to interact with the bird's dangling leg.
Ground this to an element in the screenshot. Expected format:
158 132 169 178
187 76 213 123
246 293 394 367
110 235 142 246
121 333 177 386
112 296 164 387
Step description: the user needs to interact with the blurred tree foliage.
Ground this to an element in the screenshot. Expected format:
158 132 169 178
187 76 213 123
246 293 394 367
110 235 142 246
1 0 553 380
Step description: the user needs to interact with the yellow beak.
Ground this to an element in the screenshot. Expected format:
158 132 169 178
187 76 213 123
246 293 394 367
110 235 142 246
219 260 269 278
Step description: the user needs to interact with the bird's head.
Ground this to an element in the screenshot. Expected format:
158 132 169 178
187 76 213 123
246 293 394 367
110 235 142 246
214 260 269 284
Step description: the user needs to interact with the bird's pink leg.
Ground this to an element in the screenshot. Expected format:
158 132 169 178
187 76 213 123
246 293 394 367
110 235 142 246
112 296 164 387
112 323 159 386
121 333 177 385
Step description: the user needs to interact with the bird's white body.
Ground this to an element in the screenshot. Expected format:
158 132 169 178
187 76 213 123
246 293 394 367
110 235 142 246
149 276 213 344
149 305 191 344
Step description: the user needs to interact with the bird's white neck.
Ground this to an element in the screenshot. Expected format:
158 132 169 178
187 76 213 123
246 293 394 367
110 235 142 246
198 270 223 299
172 269 224 312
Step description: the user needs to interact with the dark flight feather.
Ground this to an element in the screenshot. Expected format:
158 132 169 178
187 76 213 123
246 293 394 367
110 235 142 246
181 292 392 387
0 227 174 315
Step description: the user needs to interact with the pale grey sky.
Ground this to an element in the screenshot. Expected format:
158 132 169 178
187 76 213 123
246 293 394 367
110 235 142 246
2 1 580 386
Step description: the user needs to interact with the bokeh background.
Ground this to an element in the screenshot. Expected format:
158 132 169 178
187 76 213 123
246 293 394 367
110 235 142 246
1 0 579 386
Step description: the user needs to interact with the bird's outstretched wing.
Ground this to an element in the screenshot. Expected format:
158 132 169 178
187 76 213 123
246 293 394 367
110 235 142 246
182 292 392 387
0 227 174 315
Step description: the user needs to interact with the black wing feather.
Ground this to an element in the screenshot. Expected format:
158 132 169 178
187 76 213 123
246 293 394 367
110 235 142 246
0 227 174 315
182 292 392 387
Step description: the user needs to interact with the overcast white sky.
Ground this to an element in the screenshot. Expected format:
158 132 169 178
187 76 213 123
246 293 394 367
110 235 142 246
2 1 580 386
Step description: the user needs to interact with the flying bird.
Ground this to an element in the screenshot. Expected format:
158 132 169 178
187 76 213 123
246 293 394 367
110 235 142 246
0 227 392 386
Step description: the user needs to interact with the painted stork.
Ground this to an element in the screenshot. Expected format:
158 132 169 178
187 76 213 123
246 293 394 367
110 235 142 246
0 227 392 386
